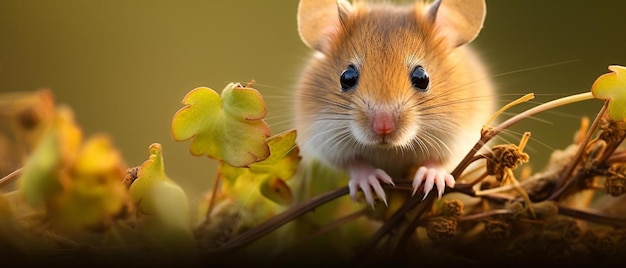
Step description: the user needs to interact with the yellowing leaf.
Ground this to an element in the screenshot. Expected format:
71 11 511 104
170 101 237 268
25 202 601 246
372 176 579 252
0 89 56 150
219 130 300 207
171 83 271 167
249 129 300 178
591 65 626 121
49 135 130 232
18 105 131 233
19 106 82 206
73 134 125 176
259 176 293 206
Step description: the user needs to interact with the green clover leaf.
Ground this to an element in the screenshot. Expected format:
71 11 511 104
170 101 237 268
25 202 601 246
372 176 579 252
171 83 271 167
591 65 626 121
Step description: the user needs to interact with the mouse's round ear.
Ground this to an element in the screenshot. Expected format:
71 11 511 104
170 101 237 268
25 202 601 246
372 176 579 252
426 0 486 48
297 0 353 52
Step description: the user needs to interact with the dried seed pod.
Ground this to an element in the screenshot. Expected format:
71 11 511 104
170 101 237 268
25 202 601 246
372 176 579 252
582 139 607 170
605 164 626 196
543 217 582 243
426 216 457 242
530 201 559 218
122 166 140 189
441 199 463 218
598 118 626 145
504 200 526 219
524 176 558 202
486 144 530 182
582 230 614 253
483 218 511 240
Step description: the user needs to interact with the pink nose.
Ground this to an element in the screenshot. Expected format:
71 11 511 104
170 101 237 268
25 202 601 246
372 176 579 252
373 111 395 135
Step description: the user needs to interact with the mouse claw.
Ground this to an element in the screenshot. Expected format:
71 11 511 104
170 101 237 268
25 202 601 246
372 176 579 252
412 166 455 200
348 162 394 207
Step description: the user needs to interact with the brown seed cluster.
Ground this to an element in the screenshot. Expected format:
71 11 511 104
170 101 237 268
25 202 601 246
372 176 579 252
486 144 530 182
605 164 626 196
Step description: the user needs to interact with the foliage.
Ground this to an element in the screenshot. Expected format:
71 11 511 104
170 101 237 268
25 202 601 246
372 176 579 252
18 105 130 233
592 65 626 121
129 143 195 252
2 66 626 266
171 83 271 167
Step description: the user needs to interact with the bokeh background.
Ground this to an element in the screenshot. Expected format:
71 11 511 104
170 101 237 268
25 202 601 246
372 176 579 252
1 0 625 218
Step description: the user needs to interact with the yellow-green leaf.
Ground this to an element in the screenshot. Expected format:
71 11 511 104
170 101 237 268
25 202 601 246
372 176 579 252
591 65 626 121
129 143 194 250
249 129 300 179
19 106 82 206
129 143 170 215
18 105 131 233
49 134 130 232
259 176 293 206
171 83 271 167
219 130 300 206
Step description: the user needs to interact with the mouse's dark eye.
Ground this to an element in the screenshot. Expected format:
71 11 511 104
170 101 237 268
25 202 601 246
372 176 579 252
410 66 429 91
340 65 359 92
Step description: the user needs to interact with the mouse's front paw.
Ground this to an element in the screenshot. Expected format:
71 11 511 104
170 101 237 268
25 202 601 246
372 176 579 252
348 163 394 207
412 166 455 200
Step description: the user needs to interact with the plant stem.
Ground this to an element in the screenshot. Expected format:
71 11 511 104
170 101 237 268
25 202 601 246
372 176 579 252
206 186 349 255
494 92 595 133
558 205 626 227
597 124 626 165
0 167 23 188
549 100 609 201
452 92 596 178
468 171 489 187
206 165 223 218
387 195 435 253
353 192 430 264
608 150 626 163
458 209 513 221
484 93 535 128
276 208 367 260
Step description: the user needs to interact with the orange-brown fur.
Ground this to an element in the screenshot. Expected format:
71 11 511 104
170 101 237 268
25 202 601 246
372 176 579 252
295 1 494 180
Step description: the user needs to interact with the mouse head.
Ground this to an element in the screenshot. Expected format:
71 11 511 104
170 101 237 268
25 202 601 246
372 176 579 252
298 0 486 53
296 0 488 155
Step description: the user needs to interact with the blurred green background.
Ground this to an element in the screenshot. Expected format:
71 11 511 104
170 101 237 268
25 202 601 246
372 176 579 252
1 0 625 211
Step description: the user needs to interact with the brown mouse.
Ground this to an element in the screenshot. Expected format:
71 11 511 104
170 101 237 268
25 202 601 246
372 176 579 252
294 0 495 206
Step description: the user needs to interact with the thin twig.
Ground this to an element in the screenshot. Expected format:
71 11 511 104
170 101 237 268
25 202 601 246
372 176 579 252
206 186 349 255
276 208 368 260
548 100 609 201
354 191 426 262
0 167 23 188
453 92 595 178
493 92 595 134
484 93 535 128
597 126 626 165
388 194 435 253
608 150 626 163
474 173 548 196
468 171 489 187
206 166 223 218
458 209 513 221
558 205 626 228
